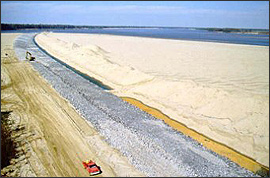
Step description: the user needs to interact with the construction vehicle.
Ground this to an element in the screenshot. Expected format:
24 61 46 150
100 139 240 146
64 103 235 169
25 51 35 61
82 160 102 176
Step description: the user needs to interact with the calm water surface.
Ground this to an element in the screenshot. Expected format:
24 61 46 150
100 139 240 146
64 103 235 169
2 28 269 46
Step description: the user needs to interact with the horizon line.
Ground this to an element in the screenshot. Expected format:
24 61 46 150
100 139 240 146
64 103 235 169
1 23 269 30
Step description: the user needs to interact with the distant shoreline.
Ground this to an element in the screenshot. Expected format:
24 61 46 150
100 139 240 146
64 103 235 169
1 23 269 35
200 27 269 35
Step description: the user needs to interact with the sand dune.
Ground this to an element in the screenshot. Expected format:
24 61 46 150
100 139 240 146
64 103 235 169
35 32 269 167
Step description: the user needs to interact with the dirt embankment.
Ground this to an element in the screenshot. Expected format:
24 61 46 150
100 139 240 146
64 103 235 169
1 34 144 177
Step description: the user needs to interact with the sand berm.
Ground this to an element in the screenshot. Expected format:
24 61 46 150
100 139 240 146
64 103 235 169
35 32 269 170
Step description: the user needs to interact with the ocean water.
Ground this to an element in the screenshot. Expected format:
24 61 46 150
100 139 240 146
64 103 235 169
2 28 269 46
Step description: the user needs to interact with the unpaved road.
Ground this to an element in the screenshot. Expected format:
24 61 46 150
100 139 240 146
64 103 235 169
1 33 144 177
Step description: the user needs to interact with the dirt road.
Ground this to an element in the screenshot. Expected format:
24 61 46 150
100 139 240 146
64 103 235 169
1 33 144 177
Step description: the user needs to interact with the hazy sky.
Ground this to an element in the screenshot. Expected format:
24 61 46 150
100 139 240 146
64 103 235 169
1 1 269 29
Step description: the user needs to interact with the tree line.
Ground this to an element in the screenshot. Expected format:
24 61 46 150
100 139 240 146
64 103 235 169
198 27 269 34
1 23 162 30
1 23 104 30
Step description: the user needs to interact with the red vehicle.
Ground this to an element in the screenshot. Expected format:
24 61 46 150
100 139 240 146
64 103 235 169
82 160 102 176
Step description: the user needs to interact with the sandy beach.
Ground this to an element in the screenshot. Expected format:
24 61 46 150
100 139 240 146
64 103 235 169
35 32 269 168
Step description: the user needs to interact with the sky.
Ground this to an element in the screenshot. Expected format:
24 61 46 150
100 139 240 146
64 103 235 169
1 1 269 29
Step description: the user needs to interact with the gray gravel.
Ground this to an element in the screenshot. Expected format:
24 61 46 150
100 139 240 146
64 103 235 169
13 33 259 177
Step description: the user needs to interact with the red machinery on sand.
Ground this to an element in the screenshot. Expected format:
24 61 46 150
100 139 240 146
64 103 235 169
82 160 102 176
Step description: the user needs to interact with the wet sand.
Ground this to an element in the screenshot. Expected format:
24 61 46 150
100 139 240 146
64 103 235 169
35 32 269 170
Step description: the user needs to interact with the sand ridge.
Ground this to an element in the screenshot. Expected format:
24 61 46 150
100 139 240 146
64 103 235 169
35 32 269 168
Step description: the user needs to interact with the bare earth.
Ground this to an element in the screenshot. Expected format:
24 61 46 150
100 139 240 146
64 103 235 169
36 32 269 168
1 33 144 177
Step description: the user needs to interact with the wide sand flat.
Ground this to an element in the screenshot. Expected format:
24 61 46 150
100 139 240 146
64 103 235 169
36 32 269 167
1 33 144 177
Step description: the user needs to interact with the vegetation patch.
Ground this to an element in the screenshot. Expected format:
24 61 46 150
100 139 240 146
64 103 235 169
1 111 17 169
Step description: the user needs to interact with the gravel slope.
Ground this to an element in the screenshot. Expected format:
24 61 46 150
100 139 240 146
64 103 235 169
2 33 143 177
